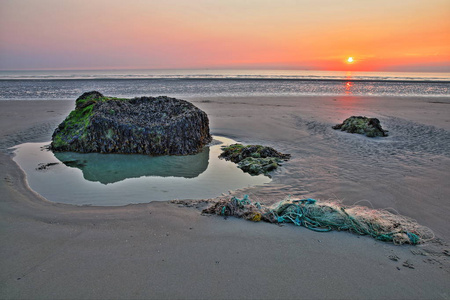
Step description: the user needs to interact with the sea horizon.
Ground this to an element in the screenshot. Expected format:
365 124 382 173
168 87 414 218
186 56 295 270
1 68 450 82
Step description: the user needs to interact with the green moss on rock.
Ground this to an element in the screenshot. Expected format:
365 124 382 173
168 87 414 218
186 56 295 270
51 91 125 151
75 91 104 109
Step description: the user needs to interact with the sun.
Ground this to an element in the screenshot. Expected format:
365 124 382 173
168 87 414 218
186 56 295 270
347 57 354 63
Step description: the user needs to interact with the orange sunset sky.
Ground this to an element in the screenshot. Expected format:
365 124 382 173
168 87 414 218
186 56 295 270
0 0 449 72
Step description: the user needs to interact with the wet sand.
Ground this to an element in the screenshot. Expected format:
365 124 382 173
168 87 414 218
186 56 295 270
1 97 449 299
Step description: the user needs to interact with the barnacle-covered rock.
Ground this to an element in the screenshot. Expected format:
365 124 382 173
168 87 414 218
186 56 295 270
51 91 212 155
332 116 388 137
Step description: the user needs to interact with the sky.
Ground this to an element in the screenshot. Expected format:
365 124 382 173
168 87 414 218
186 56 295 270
0 0 449 72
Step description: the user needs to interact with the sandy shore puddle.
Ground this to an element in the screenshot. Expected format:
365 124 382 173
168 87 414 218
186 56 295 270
11 135 270 206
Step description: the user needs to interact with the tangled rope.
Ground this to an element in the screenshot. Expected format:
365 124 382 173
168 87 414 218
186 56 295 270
202 195 434 245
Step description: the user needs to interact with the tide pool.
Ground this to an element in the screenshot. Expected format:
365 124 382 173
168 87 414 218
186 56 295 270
12 136 270 206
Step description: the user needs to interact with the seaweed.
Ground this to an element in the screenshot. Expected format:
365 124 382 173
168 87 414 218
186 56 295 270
219 143 290 176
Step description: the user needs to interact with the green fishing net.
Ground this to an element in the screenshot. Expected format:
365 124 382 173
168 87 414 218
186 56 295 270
202 195 434 245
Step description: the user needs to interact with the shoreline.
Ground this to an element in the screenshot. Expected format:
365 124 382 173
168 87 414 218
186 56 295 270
1 96 449 299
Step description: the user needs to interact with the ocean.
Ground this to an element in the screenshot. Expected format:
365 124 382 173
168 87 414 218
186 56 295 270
0 69 449 100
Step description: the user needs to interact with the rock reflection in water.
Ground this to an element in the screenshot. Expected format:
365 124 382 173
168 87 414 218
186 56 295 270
53 147 209 184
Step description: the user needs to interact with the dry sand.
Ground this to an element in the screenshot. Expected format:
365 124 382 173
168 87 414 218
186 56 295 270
1 97 449 299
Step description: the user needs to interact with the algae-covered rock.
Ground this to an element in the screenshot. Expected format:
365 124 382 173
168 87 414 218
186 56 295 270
238 157 283 176
332 116 388 137
219 144 290 176
51 91 212 155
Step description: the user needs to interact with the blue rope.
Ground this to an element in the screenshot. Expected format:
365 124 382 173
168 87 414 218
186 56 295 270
407 232 420 245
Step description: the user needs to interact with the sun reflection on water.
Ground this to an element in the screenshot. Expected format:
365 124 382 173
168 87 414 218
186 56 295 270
345 81 353 95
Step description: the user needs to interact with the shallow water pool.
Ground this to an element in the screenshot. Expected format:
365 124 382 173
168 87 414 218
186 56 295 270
12 136 270 206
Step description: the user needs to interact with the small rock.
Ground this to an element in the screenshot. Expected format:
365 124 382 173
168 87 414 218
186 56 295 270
219 143 290 176
36 162 59 171
332 116 388 137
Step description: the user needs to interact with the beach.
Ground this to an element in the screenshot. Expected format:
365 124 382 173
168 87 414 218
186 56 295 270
1 96 450 299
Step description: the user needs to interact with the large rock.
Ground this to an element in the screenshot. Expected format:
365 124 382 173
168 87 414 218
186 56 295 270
332 116 388 137
51 91 212 155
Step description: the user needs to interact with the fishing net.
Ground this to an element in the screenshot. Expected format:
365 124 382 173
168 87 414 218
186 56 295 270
202 195 434 245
